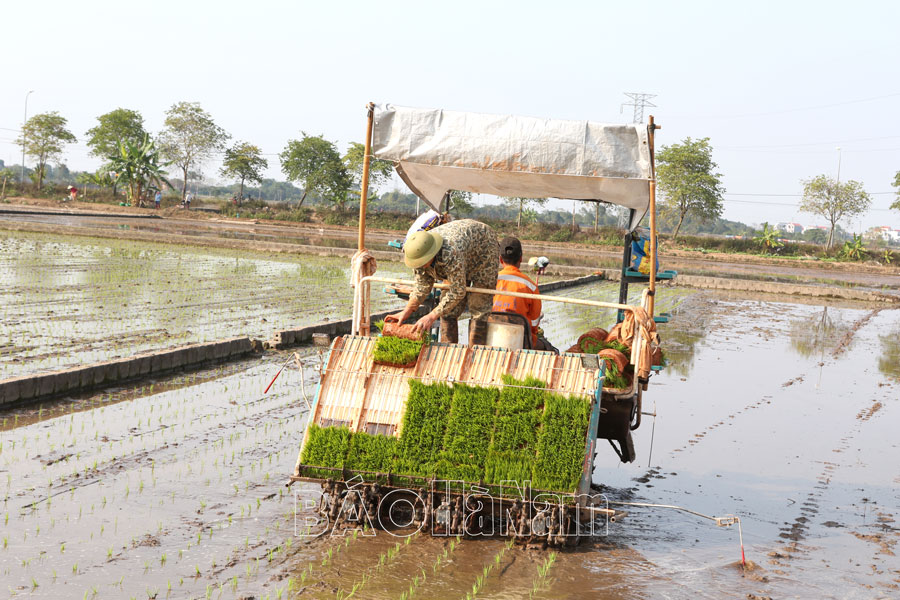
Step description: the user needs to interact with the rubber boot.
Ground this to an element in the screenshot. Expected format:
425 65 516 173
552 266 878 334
469 319 489 346
439 318 459 344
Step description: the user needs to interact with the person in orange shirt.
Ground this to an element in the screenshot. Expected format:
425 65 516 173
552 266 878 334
493 237 555 351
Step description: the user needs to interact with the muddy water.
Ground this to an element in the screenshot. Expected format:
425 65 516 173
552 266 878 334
3 285 898 599
0 230 408 379
287 292 900 599
2 352 326 599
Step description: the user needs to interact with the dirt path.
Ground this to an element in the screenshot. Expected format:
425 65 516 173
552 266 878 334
2 203 898 288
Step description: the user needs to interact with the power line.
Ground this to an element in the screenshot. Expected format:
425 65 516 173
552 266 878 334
719 134 900 150
721 198 896 212
669 91 900 120
726 191 896 197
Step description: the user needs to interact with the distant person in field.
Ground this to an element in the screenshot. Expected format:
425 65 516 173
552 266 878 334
154 190 162 209
493 236 557 352
67 185 77 202
184 192 192 210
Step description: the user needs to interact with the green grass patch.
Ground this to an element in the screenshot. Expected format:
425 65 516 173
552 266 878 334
395 381 454 474
345 432 397 474
485 450 534 486
430 457 483 482
300 424 351 478
532 393 591 492
301 378 593 494
441 384 499 469
490 375 544 453
373 336 425 367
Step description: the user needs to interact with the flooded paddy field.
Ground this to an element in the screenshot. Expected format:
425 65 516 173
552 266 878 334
0 231 408 379
5 209 897 291
3 275 898 598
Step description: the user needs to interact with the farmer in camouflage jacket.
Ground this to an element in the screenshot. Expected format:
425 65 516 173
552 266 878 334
390 219 499 345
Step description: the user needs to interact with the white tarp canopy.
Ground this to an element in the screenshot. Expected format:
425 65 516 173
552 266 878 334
372 103 653 229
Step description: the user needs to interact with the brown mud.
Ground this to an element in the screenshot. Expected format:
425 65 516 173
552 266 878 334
1 227 899 597
2 205 899 289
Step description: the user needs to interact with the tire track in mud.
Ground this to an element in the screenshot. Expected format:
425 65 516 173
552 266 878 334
830 308 883 359
764 395 891 576
642 308 884 471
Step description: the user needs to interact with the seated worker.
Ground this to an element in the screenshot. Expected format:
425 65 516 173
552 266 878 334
493 237 556 352
390 219 499 345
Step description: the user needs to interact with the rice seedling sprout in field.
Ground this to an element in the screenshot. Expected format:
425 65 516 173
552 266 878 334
529 551 558 598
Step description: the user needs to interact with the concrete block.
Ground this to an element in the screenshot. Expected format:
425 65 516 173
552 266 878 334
113 359 131 381
79 367 96 389
48 371 69 396
186 345 202 366
60 369 82 393
231 338 252 356
126 357 143 379
137 355 152 376
157 351 174 372
169 347 190 369
212 341 229 360
93 364 111 386
0 379 22 406
18 376 35 401
36 375 55 397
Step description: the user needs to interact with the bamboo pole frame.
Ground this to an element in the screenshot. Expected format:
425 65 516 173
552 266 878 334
647 115 660 317
357 102 376 252
353 275 650 396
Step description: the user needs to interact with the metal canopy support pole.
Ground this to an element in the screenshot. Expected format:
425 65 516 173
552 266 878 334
647 115 660 317
617 209 636 324
357 102 375 252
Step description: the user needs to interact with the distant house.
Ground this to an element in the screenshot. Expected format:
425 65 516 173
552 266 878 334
865 226 900 244
775 222 804 234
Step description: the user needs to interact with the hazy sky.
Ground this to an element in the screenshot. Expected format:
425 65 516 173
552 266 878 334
2 0 898 230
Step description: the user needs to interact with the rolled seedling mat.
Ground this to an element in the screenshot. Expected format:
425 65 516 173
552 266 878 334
382 320 423 341
597 348 629 374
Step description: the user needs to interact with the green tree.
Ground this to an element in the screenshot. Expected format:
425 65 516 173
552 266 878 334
16 112 77 190
75 172 93 200
802 227 828 245
85 108 146 195
343 142 394 194
108 136 172 207
85 108 147 160
92 167 117 193
799 175 871 249
279 133 350 208
449 190 474 216
220 142 268 204
503 196 548 228
0 168 16 199
656 137 725 239
754 222 783 253
159 102 229 202
891 170 899 212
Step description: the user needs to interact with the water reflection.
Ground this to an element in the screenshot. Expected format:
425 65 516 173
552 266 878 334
878 327 900 379
657 296 711 378
789 307 849 358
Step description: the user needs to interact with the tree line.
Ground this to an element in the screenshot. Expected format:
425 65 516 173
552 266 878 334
10 103 900 244
654 137 898 249
12 102 396 209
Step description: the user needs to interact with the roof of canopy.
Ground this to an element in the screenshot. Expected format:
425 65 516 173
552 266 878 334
371 103 653 229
